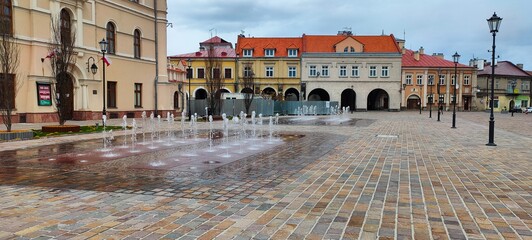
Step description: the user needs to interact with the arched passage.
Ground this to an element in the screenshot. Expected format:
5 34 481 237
308 88 330 101
284 88 299 101
341 89 356 111
262 87 276 99
367 89 389 110
173 91 179 109
195 88 208 99
407 94 421 110
241 87 253 94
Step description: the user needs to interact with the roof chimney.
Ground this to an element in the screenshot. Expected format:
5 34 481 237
432 53 444 59
414 51 420 61
419 46 424 55
401 46 406 54
517 63 523 69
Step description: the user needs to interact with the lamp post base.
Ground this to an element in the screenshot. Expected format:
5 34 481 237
486 120 496 146
452 113 456 128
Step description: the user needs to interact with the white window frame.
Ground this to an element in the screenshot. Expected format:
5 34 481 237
369 66 377 77
464 75 470 85
451 75 456 86
428 75 434 85
288 49 298 57
309 65 317 76
416 75 423 85
406 74 412 85
339 66 347 77
288 66 297 78
351 66 359 77
243 66 252 77
265 49 275 57
321 65 329 77
265 66 274 77
439 75 445 85
381 66 389 77
243 49 253 57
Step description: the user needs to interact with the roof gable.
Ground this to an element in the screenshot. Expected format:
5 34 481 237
334 37 364 53
478 61 532 77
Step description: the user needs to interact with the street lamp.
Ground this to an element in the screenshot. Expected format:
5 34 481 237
437 69 441 122
452 52 460 128
510 80 517 117
86 57 98 75
487 12 502 146
99 38 108 125
187 58 192 121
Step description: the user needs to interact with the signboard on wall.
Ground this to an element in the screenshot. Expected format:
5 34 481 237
36 82 52 106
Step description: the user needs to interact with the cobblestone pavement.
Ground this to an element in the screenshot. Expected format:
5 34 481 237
0 111 531 239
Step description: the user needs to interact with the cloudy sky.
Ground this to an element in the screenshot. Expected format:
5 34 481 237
167 0 532 70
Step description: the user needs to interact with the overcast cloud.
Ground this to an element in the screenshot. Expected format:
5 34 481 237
167 0 532 69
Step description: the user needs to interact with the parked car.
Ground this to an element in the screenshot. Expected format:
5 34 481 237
509 108 522 113
526 107 532 113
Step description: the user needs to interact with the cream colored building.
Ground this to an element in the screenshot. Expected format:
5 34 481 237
4 0 173 123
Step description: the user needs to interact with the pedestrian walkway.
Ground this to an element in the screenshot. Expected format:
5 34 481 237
0 111 530 239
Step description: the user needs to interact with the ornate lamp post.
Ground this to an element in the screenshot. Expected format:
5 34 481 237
437 69 441 122
487 12 502 146
452 52 460 128
429 76 433 118
187 58 192 121
99 38 108 125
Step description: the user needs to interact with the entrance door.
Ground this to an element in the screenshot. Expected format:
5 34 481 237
57 72 74 120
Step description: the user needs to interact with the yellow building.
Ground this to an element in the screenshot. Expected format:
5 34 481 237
169 36 237 114
2 0 173 124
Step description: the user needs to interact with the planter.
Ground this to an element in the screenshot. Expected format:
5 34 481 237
0 130 34 141
41 125 81 133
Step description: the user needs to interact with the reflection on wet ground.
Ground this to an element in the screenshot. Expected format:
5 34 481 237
0 130 346 201
278 116 375 126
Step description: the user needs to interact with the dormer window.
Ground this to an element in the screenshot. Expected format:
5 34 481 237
288 49 298 57
265 49 275 57
243 49 253 57
343 46 355 52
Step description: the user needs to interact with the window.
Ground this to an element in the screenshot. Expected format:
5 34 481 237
265 66 274 77
321 65 329 76
451 95 456 104
339 66 347 77
416 75 423 85
106 22 116 54
212 68 220 79
224 68 232 79
522 100 528 107
133 29 141 59
439 94 445 104
451 75 456 86
463 75 470 85
288 66 297 78
351 66 359 77
427 94 434 103
134 83 142 107
186 68 192 79
197 68 205 79
173 91 179 109
495 80 499 89
243 66 252 77
288 49 298 57
0 0 12 35
343 46 355 52
439 75 445 85
309 65 317 76
522 82 530 90
493 99 499 108
369 66 377 77
265 49 275 57
0 74 15 109
107 81 117 108
381 66 389 77
428 75 434 85
243 49 253 57
406 75 412 85
60 9 72 46
129 0 139 2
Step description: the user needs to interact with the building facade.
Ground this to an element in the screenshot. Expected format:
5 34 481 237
401 47 478 111
2 0 173 124
474 61 531 111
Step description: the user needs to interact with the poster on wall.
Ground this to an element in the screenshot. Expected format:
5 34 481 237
36 82 52 106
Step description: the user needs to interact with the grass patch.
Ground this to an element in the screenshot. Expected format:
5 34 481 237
32 125 127 138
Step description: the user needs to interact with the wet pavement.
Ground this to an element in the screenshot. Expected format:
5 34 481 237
0 111 531 239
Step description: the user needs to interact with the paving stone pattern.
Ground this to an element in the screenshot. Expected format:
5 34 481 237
0 111 531 239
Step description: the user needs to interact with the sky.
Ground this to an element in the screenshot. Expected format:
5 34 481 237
167 0 532 70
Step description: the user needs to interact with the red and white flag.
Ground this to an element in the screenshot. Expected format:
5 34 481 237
101 56 111 66
45 51 55 58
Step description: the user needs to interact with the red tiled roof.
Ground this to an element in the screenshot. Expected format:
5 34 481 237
236 37 303 57
478 61 531 77
402 49 471 68
201 36 229 44
302 34 401 53
168 48 236 59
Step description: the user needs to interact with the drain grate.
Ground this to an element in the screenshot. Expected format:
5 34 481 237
376 134 398 138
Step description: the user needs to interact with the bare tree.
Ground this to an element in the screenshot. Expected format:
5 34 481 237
241 62 255 115
0 21 21 132
204 44 224 115
48 13 77 125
